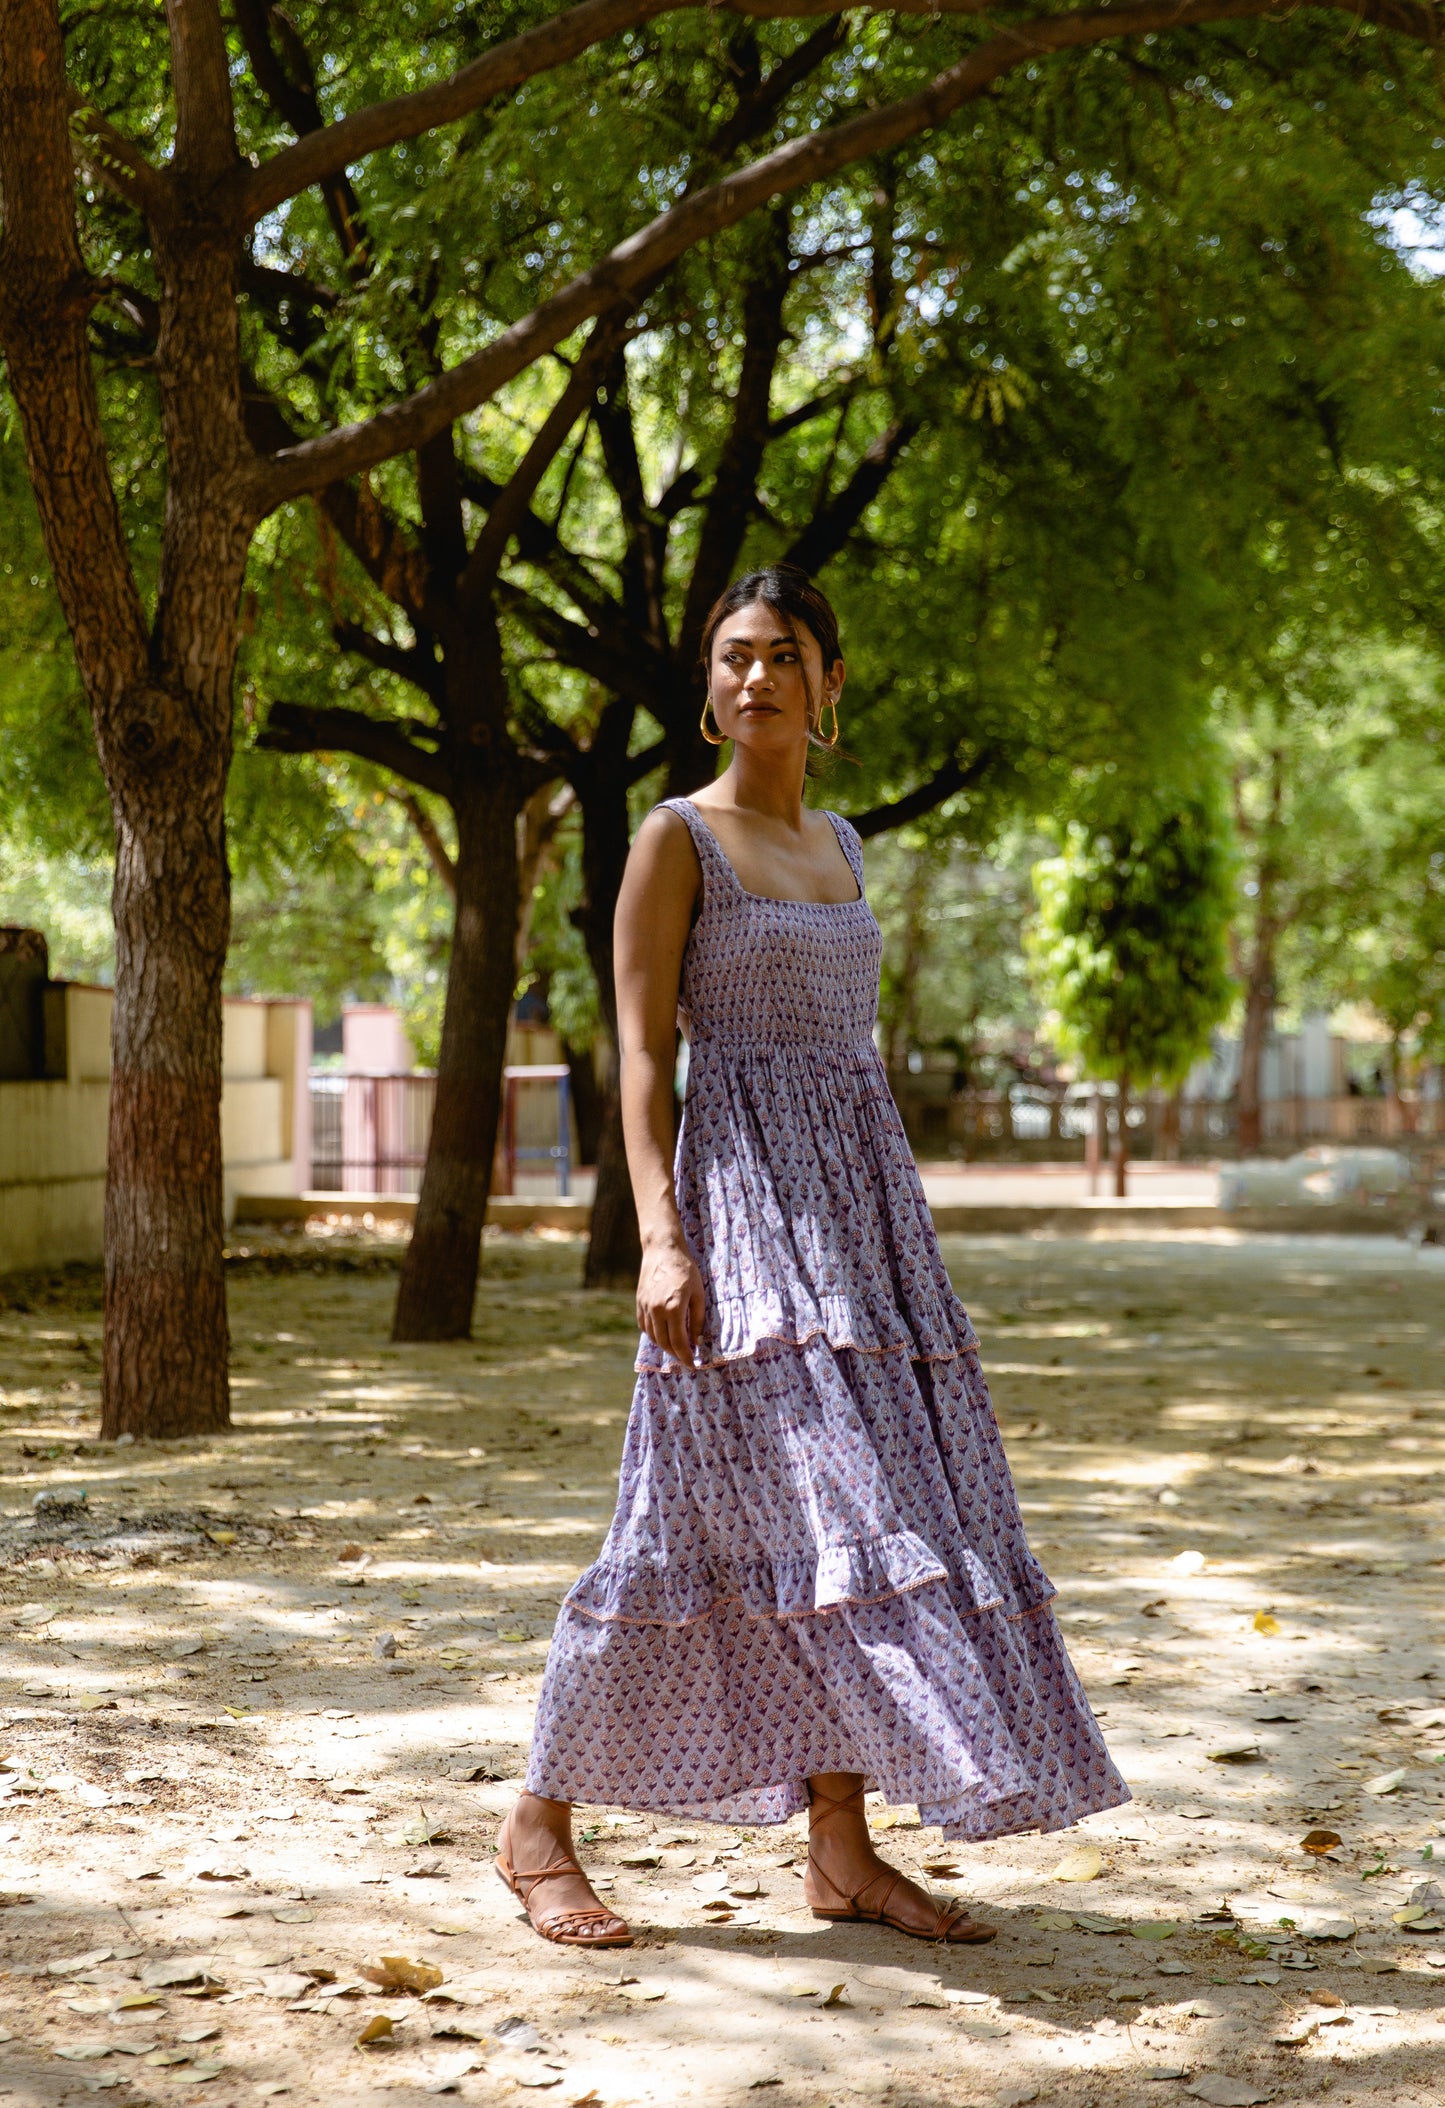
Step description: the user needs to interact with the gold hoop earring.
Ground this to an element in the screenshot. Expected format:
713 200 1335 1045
816 695 841 749
700 692 726 747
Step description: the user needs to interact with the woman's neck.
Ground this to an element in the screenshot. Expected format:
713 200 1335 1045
709 746 810 828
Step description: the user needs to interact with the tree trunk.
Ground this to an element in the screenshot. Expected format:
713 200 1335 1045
1235 746 1285 1158
1235 938 1275 1156
562 1037 603 1167
1112 1079 1130 1199
1085 1088 1105 1195
392 770 519 1338
574 762 644 1291
0 8 245 1436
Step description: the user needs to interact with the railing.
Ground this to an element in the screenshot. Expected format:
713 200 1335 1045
888 1080 1442 1160
309 1073 435 1194
309 1065 575 1196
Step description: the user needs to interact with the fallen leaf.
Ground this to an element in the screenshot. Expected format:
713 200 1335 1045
359 1956 445 1994
618 1850 660 1869
207 1530 237 1547
1364 1769 1407 1796
56 2044 112 2060
495 2018 545 2051
1169 1551 1206 1575
1299 1829 1342 1856
272 1907 315 1924
48 1949 114 1976
1253 1612 1281 1636
189 2063 227 2082
178 2026 220 2044
144 2049 193 2066
819 1983 848 2008
1184 2076 1271 2105
260 1974 314 2002
1074 1913 1119 1933
1053 1844 1104 1883
141 1961 207 1989
1296 1912 1356 1940
1208 1740 1261 1764
356 2015 395 2046
1035 1909 1076 1932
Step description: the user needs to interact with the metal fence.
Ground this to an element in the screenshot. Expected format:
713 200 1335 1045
888 1080 1443 1160
308 1066 575 1195
309 1073 436 1194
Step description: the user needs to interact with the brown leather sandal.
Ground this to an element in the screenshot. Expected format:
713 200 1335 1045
806 1783 996 1945
495 1843 634 1948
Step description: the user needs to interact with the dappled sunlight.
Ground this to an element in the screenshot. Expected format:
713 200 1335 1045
0 1231 1442 2103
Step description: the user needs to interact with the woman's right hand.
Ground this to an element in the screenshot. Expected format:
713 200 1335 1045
637 1234 707 1369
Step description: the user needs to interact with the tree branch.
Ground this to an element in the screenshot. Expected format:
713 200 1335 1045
332 619 443 702
232 0 367 266
627 736 668 785
67 93 176 225
704 13 847 166
496 579 669 708
390 788 457 894
0 0 152 754
165 0 239 183
848 746 996 838
255 699 452 796
784 414 917 573
460 312 632 607
252 0 1374 513
239 0 684 224
678 204 792 663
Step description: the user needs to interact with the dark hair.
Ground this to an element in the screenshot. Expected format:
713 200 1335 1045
699 564 844 756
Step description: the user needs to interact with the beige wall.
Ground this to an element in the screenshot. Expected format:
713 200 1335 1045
0 986 312 1274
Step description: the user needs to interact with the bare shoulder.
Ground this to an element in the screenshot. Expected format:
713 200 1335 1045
621 804 702 905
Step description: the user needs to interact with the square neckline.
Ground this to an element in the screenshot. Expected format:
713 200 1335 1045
677 797 864 909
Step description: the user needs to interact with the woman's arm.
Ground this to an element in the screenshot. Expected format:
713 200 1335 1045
613 809 706 1368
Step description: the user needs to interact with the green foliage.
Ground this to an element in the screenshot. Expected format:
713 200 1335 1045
867 825 1042 1081
1028 791 1236 1089
1241 639 1445 1058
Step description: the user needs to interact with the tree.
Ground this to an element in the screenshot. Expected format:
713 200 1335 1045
1027 794 1236 1194
2 0 1441 1430
1240 641 1445 1126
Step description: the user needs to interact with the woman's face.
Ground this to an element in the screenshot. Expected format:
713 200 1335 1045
708 600 844 751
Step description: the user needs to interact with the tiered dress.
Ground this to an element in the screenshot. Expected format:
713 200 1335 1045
526 798 1129 1839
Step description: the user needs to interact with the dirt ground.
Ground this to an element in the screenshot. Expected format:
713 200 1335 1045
1 1226 1443 2108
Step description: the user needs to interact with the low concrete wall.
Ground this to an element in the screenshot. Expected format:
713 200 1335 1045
0 985 312 1273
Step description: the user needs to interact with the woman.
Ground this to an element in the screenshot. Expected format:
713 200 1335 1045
497 565 1129 1948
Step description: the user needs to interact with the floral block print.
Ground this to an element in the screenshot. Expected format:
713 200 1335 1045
526 797 1130 1840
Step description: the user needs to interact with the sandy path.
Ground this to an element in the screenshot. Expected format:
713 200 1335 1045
0 1229 1442 2108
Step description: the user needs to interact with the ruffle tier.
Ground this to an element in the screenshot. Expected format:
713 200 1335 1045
527 1337 1130 1838
636 1036 974 1374
528 1584 1128 1841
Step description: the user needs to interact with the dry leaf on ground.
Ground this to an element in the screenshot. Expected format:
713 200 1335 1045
360 1957 445 1994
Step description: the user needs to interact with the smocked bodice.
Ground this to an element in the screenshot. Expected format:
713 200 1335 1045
664 799 882 1053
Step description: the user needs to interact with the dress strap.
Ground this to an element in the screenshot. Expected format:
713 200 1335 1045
824 810 867 898
655 796 737 906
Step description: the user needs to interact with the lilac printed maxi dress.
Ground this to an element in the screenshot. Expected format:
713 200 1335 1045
526 797 1129 1840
